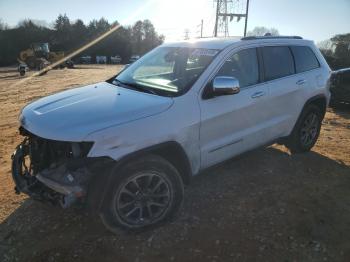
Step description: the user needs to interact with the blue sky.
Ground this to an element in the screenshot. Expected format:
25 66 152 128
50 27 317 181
0 0 349 43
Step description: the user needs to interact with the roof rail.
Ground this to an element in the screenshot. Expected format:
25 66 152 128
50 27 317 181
241 35 303 40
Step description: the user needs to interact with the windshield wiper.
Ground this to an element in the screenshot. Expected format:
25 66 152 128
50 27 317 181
112 79 157 95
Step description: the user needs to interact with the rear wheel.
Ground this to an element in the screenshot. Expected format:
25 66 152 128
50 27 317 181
100 155 184 232
285 104 323 153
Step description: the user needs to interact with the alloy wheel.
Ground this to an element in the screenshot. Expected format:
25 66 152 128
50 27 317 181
113 172 172 226
300 112 319 146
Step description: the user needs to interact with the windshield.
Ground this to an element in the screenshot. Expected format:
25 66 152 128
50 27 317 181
33 43 49 53
114 46 219 96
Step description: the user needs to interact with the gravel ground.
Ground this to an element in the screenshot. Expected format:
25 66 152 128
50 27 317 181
0 65 349 262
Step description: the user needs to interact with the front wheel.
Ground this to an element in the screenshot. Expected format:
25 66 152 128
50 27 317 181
100 155 184 231
285 104 323 153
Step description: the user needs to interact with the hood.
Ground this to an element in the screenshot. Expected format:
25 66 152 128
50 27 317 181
20 82 173 141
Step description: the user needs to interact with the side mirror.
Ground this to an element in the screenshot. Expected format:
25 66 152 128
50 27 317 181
212 76 240 96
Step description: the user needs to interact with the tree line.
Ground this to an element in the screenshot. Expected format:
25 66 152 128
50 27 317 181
0 14 164 66
247 27 350 70
319 33 350 70
0 16 349 70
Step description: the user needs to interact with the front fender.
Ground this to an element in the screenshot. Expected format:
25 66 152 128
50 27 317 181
85 95 201 175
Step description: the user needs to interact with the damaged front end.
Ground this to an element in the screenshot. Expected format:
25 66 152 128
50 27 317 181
12 127 103 208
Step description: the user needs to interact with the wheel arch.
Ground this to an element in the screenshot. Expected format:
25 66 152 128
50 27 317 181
284 94 327 153
303 94 327 118
87 141 193 214
280 94 327 144
116 141 193 185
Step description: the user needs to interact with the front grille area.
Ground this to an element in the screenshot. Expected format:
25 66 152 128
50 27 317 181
12 127 96 206
19 127 93 175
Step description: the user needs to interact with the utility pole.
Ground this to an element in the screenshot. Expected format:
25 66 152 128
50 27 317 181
184 29 190 40
200 19 203 38
244 0 250 37
214 0 220 37
213 0 250 38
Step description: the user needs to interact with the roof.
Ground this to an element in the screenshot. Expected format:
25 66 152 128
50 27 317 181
163 37 241 50
163 36 312 50
333 67 350 74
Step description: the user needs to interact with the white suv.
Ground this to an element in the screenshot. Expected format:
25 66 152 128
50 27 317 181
12 36 331 231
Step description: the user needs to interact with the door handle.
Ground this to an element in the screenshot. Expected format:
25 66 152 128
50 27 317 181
251 91 265 98
296 79 307 85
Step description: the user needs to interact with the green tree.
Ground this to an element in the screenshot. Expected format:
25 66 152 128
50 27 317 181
0 19 52 66
53 14 72 50
0 15 163 66
331 33 350 69
0 19 8 30
70 19 88 49
130 20 164 55
319 33 350 70
131 20 144 54
247 26 279 36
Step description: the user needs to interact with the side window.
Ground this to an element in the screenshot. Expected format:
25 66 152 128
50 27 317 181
216 48 259 88
262 46 295 81
291 46 320 73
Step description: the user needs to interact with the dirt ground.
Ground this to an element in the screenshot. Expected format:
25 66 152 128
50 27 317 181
0 65 349 262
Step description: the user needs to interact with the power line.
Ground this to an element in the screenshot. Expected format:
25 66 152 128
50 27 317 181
213 0 250 37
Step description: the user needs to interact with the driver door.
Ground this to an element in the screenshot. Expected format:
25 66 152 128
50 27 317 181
199 47 272 169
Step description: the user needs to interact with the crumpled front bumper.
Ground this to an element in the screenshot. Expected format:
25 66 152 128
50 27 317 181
11 139 89 208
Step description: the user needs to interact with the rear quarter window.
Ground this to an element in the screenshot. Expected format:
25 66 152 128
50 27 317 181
291 46 320 73
262 46 295 81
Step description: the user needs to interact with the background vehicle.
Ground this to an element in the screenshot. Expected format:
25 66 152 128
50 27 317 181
129 55 140 63
17 63 28 76
80 56 92 64
110 55 122 64
12 36 331 232
18 42 74 70
96 55 107 64
330 68 350 105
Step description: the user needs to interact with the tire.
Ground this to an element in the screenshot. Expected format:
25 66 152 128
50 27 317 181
25 56 36 69
285 104 323 153
100 155 184 232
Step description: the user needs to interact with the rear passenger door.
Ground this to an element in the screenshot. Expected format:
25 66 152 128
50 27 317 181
290 45 323 93
261 45 322 138
260 45 304 138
